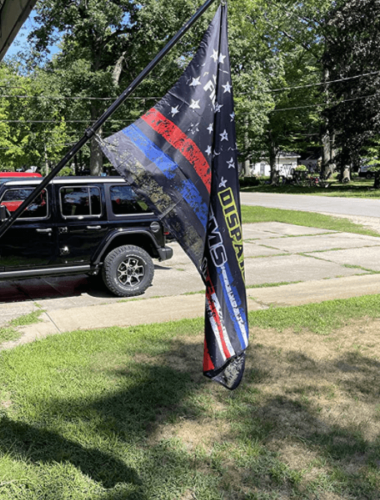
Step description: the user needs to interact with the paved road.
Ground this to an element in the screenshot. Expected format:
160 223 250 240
240 192 380 218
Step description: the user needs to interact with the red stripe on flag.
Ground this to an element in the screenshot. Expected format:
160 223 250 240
205 273 232 359
203 340 215 371
141 108 211 193
203 339 215 372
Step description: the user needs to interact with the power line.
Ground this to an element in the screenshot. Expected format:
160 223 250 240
272 91 380 112
268 70 380 93
1 69 379 101
0 119 136 123
1 90 378 122
1 67 379 104
0 94 161 101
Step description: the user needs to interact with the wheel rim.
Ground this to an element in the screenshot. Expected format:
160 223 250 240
117 256 145 287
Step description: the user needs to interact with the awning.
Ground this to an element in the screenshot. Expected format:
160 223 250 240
0 0 37 61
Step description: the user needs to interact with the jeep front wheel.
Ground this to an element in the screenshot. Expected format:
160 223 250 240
102 245 154 297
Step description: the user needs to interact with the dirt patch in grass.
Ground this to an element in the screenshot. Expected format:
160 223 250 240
153 418 230 452
3 312 380 499
162 334 205 383
249 318 380 442
150 317 380 497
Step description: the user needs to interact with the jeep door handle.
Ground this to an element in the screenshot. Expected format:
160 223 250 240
36 228 52 233
86 225 101 230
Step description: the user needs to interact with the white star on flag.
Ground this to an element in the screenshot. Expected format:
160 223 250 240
205 146 212 155
219 177 227 188
207 123 213 134
171 106 179 117
219 53 226 64
220 130 228 141
230 112 235 121
215 102 223 113
222 82 232 93
227 158 235 169
189 77 201 87
211 49 219 62
189 100 200 110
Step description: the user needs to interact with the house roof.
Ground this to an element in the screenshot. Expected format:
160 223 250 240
258 151 301 161
277 151 301 158
0 0 37 61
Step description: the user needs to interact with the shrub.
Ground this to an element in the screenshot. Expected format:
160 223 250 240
239 176 260 187
57 166 73 177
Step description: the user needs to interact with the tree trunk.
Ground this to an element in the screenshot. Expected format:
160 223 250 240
243 159 251 177
112 52 126 87
243 117 251 177
268 139 278 184
44 144 50 176
342 165 351 183
90 133 103 176
374 172 380 189
90 104 103 176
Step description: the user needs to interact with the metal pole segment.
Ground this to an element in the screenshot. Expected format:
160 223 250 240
0 0 216 239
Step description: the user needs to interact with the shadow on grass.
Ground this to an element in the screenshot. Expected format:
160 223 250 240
0 415 141 489
0 362 204 498
1 336 380 498
232 346 380 498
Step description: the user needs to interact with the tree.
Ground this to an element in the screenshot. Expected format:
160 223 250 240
241 0 331 183
24 0 276 175
322 0 380 182
17 0 330 180
0 63 71 171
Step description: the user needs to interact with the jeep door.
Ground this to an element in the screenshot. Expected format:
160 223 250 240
56 183 108 264
0 185 56 271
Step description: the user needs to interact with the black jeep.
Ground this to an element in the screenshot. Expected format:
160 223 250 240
0 177 173 297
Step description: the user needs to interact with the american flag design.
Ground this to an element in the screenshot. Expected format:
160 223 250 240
101 5 249 389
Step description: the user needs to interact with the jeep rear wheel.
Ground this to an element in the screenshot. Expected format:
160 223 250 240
102 245 154 297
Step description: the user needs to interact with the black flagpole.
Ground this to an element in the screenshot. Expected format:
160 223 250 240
0 0 216 239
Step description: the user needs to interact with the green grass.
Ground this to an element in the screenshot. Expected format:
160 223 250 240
0 310 44 344
1 295 380 498
241 205 379 237
241 176 380 198
247 280 302 289
248 294 380 335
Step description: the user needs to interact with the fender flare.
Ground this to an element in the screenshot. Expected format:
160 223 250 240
92 229 160 265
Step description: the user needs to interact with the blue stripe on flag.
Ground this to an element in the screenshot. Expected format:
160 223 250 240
122 125 208 229
215 262 249 350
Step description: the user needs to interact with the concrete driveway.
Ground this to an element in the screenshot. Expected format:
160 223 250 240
1 220 380 346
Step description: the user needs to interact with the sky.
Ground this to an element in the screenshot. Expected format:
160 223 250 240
4 12 60 61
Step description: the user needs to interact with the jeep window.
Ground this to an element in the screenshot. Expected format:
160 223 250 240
110 185 149 215
0 188 48 218
60 186 101 217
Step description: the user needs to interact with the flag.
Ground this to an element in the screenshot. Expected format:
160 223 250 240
100 4 248 389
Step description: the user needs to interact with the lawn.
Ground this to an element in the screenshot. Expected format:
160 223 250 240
240 176 380 198
241 205 379 237
0 309 44 344
1 295 380 499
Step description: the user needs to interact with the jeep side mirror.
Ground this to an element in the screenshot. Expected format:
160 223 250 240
0 205 9 221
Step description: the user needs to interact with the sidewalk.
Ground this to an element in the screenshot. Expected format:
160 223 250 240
2 273 380 351
1 220 380 350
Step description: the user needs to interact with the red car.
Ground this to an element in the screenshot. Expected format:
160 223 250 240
0 172 43 212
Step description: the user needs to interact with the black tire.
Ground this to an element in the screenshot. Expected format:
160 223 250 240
102 245 154 297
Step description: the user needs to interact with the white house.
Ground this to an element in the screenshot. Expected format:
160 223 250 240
250 151 301 178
